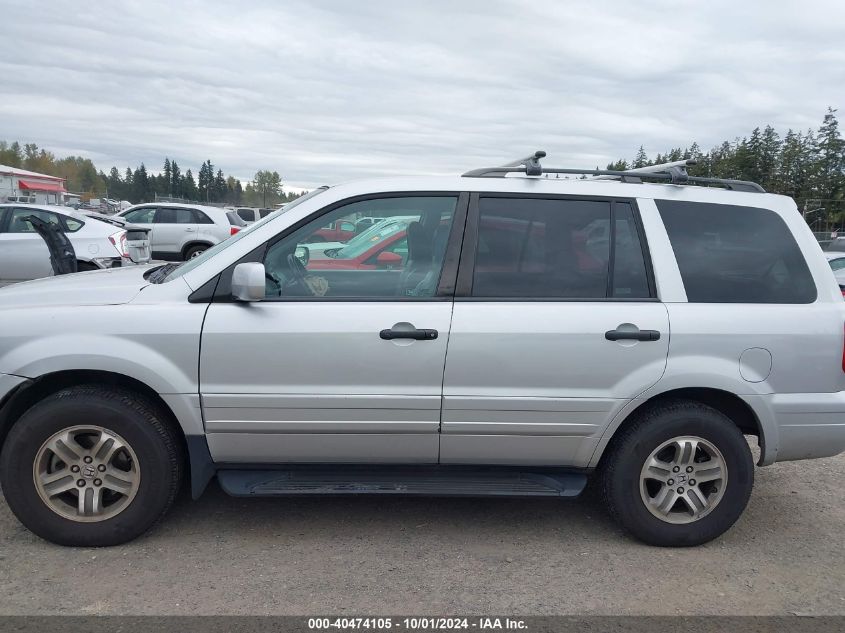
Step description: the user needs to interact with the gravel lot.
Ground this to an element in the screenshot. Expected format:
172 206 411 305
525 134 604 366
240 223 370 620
0 453 842 616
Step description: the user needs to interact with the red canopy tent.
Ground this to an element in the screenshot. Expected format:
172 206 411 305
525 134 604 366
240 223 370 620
18 179 67 193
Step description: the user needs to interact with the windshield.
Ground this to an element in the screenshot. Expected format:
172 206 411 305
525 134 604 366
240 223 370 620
162 186 329 282
333 218 414 259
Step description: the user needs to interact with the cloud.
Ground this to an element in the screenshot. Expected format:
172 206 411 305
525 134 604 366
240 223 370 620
1 0 844 188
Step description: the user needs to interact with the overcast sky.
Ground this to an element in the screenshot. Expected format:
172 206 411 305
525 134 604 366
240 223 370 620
1 0 844 189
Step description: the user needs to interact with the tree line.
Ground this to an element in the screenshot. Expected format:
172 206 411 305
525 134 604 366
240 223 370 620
0 141 301 208
610 108 845 227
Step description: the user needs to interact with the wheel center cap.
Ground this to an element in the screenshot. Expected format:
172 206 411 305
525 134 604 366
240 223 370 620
675 472 688 485
81 464 97 479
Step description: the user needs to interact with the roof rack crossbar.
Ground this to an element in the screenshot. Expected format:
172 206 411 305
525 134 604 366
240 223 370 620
462 151 765 193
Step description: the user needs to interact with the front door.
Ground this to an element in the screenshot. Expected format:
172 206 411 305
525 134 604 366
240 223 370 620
200 193 467 463
441 194 670 467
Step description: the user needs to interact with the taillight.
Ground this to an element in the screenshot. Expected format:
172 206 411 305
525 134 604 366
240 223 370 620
230 227 240 236
109 231 128 257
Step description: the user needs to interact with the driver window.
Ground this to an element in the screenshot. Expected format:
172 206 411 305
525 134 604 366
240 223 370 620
263 195 457 299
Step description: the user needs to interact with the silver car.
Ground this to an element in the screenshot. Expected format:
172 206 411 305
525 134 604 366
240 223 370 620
0 203 133 286
117 202 247 261
1 155 844 547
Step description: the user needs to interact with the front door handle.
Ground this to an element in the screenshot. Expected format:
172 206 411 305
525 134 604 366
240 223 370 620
380 328 438 341
605 328 661 342
185 228 196 232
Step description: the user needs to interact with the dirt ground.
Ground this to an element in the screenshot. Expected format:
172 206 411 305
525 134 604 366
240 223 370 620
0 453 842 615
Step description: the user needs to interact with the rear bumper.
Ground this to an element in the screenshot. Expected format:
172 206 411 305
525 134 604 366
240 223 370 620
758 391 845 463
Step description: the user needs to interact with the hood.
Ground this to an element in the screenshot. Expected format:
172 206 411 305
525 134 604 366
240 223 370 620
0 265 156 308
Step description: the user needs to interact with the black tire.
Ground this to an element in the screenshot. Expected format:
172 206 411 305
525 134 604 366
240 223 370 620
601 400 753 547
0 385 182 546
183 244 208 260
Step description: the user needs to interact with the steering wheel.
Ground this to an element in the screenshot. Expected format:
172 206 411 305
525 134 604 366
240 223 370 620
265 272 283 297
285 253 317 296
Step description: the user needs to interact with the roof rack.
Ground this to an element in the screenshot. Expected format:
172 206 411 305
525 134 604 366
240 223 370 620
462 151 766 193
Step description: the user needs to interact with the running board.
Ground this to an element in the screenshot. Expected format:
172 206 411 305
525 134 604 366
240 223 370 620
217 467 587 498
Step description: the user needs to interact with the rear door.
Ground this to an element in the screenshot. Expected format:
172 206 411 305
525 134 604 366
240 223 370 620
193 208 222 246
200 193 467 464
441 194 669 467
0 207 59 285
153 207 197 257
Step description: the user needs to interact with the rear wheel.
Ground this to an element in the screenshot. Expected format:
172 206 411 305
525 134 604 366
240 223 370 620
601 400 753 546
183 245 208 260
0 385 182 546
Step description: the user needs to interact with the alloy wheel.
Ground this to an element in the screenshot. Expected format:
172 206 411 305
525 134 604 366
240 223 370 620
639 435 727 524
32 425 140 522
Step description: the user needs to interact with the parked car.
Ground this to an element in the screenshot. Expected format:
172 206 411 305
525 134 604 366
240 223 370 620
826 236 845 252
309 218 357 242
0 155 844 548
0 203 133 286
230 207 276 224
306 216 416 261
116 203 246 261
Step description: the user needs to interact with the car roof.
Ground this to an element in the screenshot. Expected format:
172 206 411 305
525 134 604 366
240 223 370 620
320 175 794 209
121 202 226 213
0 202 86 220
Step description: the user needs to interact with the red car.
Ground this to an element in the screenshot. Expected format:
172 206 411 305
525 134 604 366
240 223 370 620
309 219 357 243
308 220 409 270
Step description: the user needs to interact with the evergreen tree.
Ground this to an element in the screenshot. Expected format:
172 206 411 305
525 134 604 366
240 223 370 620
163 158 171 193
183 169 198 201
132 164 149 203
171 160 181 197
633 146 648 168
814 107 845 203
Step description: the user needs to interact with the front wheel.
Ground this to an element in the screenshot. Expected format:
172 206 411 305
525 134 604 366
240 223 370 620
601 400 753 547
0 385 183 546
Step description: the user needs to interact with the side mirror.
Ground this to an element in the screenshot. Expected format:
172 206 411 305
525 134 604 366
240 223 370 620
295 245 310 266
376 251 403 268
231 262 265 302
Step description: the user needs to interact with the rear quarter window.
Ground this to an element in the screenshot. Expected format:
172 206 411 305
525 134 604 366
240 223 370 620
656 200 816 303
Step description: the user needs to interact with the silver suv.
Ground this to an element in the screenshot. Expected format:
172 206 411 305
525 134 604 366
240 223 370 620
1 154 843 547
117 202 246 260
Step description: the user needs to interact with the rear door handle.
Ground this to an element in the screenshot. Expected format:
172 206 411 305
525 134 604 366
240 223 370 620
380 328 438 341
605 329 661 342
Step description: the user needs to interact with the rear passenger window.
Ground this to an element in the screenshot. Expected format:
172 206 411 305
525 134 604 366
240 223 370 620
63 217 84 232
657 200 816 303
193 210 214 224
155 208 194 224
472 197 652 299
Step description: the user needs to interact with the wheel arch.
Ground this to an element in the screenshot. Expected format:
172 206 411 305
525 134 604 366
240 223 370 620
591 387 767 468
0 369 213 498
181 241 214 259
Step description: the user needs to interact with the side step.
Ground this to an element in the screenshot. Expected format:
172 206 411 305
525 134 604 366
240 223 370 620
217 467 587 498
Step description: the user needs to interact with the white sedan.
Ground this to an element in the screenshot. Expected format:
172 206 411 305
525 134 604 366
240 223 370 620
0 204 133 287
